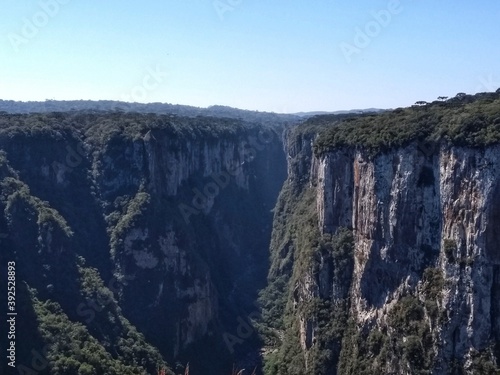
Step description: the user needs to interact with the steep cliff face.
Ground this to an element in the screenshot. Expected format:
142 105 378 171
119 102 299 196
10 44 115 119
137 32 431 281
0 112 287 375
3 93 500 375
315 144 500 373
263 93 500 375
96 124 286 366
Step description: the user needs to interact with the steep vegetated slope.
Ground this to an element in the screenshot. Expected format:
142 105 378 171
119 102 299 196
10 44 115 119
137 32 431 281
0 112 287 375
2 91 500 375
260 91 500 375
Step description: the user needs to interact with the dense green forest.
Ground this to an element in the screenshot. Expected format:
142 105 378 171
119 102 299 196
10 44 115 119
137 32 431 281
0 110 287 375
0 100 300 127
1 90 500 374
257 90 500 375
312 90 500 155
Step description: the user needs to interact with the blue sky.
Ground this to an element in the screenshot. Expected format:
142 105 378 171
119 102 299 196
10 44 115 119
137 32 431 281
1 0 499 113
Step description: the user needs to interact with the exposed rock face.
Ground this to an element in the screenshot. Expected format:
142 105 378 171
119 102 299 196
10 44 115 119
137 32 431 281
267 131 500 374
95 128 285 359
115 135 281 364
0 115 287 374
4 106 500 374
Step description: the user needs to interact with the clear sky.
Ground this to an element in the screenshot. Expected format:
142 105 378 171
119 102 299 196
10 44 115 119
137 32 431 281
1 0 499 113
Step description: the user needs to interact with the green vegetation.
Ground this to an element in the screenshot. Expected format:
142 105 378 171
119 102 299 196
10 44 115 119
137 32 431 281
0 99 299 128
310 91 500 155
260 91 500 375
259 181 318 342
388 296 434 374
260 184 317 375
77 265 171 375
261 168 355 374
304 299 350 375
422 268 445 301
469 347 500 375
442 239 477 268
338 291 442 375
109 190 150 257
1 177 73 237
258 274 289 333
422 267 445 322
0 111 278 147
31 286 171 375
3 91 500 374
443 239 457 262
0 109 288 374
337 321 389 375
324 228 355 285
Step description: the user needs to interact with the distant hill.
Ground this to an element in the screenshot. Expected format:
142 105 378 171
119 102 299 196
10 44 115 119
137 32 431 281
0 99 386 125
0 100 302 126
292 108 386 117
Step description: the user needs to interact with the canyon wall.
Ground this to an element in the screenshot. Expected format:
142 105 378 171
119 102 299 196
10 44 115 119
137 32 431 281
0 113 287 375
263 125 500 374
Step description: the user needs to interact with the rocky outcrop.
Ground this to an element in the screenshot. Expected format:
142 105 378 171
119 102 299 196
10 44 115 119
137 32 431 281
266 129 500 374
95 126 286 360
0 113 287 375
315 143 500 365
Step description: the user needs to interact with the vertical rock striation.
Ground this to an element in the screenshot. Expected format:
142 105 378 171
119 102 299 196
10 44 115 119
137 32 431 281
0 113 288 374
266 131 500 374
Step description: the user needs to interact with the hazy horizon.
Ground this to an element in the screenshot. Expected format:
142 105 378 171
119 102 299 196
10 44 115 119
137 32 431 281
1 0 499 113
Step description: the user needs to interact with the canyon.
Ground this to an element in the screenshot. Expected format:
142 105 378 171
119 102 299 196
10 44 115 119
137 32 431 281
1 91 500 375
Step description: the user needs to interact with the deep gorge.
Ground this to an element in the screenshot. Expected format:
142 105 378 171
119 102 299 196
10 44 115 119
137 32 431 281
2 91 500 375
0 111 288 375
